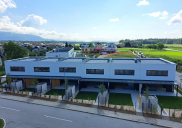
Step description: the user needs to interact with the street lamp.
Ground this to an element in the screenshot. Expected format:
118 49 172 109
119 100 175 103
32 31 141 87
64 67 67 103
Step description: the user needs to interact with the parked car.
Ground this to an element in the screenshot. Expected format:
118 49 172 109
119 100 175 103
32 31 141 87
101 52 107 55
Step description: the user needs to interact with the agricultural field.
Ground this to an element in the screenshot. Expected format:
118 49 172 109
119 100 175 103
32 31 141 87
165 44 182 51
104 54 135 58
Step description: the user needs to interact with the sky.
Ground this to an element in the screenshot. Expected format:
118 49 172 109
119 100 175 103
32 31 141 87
0 0 182 41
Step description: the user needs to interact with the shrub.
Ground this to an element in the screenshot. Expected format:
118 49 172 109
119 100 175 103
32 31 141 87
153 105 158 114
172 112 175 117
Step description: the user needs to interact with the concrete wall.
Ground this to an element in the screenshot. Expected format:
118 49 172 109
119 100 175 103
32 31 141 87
4 59 176 82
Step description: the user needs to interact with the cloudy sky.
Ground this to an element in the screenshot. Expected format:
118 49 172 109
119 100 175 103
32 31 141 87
0 0 182 41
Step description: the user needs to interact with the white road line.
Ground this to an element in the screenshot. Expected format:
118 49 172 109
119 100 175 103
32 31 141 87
0 106 20 111
44 115 73 122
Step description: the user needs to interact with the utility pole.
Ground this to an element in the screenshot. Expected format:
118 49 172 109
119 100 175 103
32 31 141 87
64 68 67 103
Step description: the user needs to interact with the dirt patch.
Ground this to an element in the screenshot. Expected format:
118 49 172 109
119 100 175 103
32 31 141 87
30 96 58 102
3 92 27 97
165 109 182 118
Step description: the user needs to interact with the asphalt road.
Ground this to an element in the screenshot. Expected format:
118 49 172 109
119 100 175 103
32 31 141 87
0 99 160 128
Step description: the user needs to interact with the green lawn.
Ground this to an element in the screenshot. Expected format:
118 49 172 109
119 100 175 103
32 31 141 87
0 119 4 128
104 54 135 58
74 50 81 52
130 48 182 59
157 95 182 109
45 89 65 95
117 48 132 53
75 91 98 100
109 93 133 106
174 86 182 95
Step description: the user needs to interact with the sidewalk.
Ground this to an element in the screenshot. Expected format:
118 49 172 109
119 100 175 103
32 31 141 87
0 93 181 128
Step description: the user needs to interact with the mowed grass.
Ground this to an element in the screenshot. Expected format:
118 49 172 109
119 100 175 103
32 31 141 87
109 93 133 106
0 119 4 128
45 89 65 95
157 95 182 109
104 54 135 58
117 48 132 53
130 48 182 59
75 91 98 100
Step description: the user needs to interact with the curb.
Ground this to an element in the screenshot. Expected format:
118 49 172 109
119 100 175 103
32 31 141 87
0 96 175 128
0 117 6 128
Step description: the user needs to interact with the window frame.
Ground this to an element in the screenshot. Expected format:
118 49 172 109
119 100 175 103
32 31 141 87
146 70 168 76
86 69 104 74
115 69 135 75
34 67 50 72
10 66 25 72
59 67 76 73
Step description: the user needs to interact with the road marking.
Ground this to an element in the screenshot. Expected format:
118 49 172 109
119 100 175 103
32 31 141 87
0 106 20 111
44 115 73 122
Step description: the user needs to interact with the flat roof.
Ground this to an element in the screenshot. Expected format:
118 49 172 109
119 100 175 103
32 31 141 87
86 59 108 63
7 57 175 64
62 59 83 62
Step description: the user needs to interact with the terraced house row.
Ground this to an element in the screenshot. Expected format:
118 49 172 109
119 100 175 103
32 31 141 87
4 56 177 94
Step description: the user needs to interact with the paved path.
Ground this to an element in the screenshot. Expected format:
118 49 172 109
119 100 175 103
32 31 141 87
0 92 181 128
164 48 182 52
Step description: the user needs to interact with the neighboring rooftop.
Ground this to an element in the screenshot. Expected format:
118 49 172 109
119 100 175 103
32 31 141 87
49 47 73 53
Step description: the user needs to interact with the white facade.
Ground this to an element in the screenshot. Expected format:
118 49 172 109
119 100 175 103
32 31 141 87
4 57 176 82
46 48 75 57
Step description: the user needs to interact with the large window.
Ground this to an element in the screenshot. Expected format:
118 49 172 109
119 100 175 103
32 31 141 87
146 70 168 76
34 67 50 72
59 67 76 73
115 69 134 75
86 69 104 74
10 67 25 72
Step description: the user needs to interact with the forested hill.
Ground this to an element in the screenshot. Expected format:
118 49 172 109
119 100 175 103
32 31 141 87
119 38 182 44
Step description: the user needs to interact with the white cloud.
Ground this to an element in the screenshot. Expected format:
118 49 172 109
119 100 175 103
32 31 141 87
0 16 120 41
159 11 168 19
146 11 161 17
168 10 182 25
109 18 119 22
0 0 16 13
137 0 149 6
144 11 168 19
19 14 47 27
92 27 96 29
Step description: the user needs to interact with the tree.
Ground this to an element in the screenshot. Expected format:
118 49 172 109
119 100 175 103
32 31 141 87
26 45 33 51
6 73 11 85
89 43 94 47
3 41 28 60
64 77 69 90
143 87 150 110
99 84 105 95
138 43 142 48
124 39 131 47
156 42 164 50
32 77 39 93
65 42 68 47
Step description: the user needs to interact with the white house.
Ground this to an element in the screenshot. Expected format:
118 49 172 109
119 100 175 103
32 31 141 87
46 47 75 58
4 56 177 94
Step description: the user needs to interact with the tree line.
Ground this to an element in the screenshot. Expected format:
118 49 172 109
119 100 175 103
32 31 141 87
119 38 182 44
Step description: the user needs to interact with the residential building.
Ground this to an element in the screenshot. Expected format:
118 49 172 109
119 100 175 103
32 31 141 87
46 47 75 57
4 56 177 94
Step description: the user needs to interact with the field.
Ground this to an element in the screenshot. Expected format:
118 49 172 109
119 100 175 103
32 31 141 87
165 44 182 51
104 54 135 58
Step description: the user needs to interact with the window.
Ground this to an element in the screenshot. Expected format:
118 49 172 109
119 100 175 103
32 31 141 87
10 67 25 72
86 69 104 74
146 70 168 76
34 67 50 72
115 70 134 75
59 67 76 73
